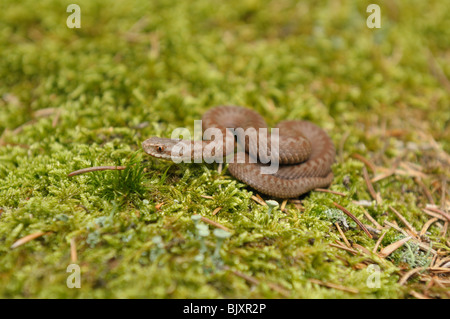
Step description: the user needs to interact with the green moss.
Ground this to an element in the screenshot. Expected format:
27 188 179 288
0 0 448 298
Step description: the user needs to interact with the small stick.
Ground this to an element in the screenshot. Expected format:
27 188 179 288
363 166 381 204
373 229 388 253
68 166 127 177
425 206 450 222
371 158 400 183
409 291 432 299
371 171 395 183
441 178 447 211
52 109 61 128
420 218 438 237
335 223 351 248
338 131 350 163
421 208 447 221
333 202 373 239
255 194 265 203
212 207 222 216
385 219 400 229
289 199 304 211
436 257 450 267
384 221 437 255
12 119 38 135
399 268 425 285
428 267 450 273
414 177 435 205
194 215 230 232
10 231 49 249
431 254 439 268
379 236 412 258
280 200 287 212
389 206 419 237
351 153 376 173
226 267 259 285
34 107 58 118
200 195 214 200
329 243 359 255
361 207 383 230
364 225 382 239
225 267 290 297
352 243 373 256
251 195 267 206
441 221 448 238
315 188 347 197
70 237 78 263
309 278 359 294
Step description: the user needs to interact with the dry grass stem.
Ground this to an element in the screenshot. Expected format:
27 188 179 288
10 231 49 249
333 202 373 239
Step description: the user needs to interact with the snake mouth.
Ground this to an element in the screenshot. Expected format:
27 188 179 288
144 152 172 160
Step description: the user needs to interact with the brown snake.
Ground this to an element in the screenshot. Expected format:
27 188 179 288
142 106 335 198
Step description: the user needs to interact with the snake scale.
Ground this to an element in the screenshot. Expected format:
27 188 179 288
142 106 335 198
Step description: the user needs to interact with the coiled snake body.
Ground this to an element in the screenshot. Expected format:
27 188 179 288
142 106 335 198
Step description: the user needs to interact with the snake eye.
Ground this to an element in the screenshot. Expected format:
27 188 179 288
157 146 163 152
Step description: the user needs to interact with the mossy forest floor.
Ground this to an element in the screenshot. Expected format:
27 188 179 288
0 0 449 298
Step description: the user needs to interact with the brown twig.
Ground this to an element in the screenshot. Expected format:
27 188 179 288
335 223 351 248
224 266 290 297
379 236 412 258
363 166 381 204
329 243 359 255
421 208 447 221
212 207 222 216
10 231 51 249
333 202 373 239
420 218 438 237
399 267 425 285
409 290 432 299
441 221 448 238
351 153 376 173
280 199 287 212
384 221 437 255
373 229 388 253
68 166 127 177
425 206 450 222
371 159 400 183
70 237 78 263
194 215 230 232
361 208 383 230
309 278 359 294
251 195 267 206
315 188 347 197
414 177 435 205
389 206 419 238
352 243 373 256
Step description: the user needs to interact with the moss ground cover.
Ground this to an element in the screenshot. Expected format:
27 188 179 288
0 0 449 298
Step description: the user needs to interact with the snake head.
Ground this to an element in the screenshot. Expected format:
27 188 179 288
142 136 183 160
